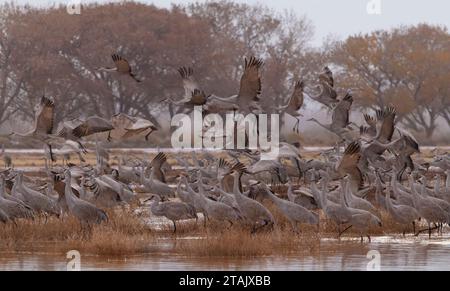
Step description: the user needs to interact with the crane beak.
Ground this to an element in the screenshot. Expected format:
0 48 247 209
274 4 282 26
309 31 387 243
143 197 154 203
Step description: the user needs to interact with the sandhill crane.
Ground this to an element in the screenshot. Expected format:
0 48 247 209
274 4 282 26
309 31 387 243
307 92 354 141
432 174 441 195
374 106 396 143
186 178 241 226
9 96 56 160
335 141 364 195
227 171 274 232
214 187 240 213
432 175 450 203
1 145 12 168
385 184 419 236
342 177 377 214
374 172 387 210
0 175 34 220
417 176 450 223
361 114 377 138
340 180 382 242
63 170 108 228
0 208 10 223
187 57 264 115
0 173 34 209
57 116 114 142
49 169 84 216
144 194 197 233
341 205 382 243
95 139 110 175
83 177 123 208
276 80 305 132
394 134 420 181
260 183 319 233
410 179 447 238
149 152 168 183
57 140 87 163
216 159 247 193
98 175 135 203
140 166 175 198
358 106 397 165
190 152 217 180
389 173 415 209
178 176 208 225
111 113 158 141
236 56 264 115
446 169 450 191
306 67 338 108
310 172 325 210
12 172 60 218
286 178 318 210
96 54 141 82
166 66 237 113
315 177 351 237
244 153 286 185
429 155 450 172
112 156 140 184
167 67 208 106
320 66 334 87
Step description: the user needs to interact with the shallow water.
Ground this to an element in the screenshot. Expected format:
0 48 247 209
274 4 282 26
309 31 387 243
1 235 449 271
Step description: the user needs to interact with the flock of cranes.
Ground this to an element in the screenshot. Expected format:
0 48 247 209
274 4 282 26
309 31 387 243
0 54 449 243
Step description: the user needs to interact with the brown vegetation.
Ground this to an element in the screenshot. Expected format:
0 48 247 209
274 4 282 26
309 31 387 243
0 198 423 258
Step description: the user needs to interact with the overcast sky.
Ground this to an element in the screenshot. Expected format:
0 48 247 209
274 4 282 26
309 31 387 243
5 0 450 46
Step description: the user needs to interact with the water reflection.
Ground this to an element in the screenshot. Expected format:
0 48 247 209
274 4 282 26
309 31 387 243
0 236 449 271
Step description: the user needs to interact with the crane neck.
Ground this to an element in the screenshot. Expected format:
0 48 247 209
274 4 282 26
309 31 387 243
446 171 450 189
434 176 441 193
385 188 394 210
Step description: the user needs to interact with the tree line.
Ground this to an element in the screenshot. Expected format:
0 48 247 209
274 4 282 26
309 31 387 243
0 1 448 144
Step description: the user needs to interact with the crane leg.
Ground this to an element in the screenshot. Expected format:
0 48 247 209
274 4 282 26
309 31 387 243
203 212 208 228
292 119 299 133
145 131 151 141
291 221 299 234
339 225 352 237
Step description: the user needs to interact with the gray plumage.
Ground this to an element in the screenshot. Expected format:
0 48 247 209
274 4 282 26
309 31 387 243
146 194 197 232
64 170 108 225
260 183 318 233
385 185 419 235
0 175 34 220
13 172 60 217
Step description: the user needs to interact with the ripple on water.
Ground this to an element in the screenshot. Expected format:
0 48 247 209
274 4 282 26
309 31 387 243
1 234 450 270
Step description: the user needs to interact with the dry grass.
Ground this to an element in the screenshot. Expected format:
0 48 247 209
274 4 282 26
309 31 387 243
0 209 158 256
175 225 320 257
0 205 435 258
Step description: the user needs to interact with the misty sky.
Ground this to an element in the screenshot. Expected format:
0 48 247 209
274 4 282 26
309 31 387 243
5 0 450 46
